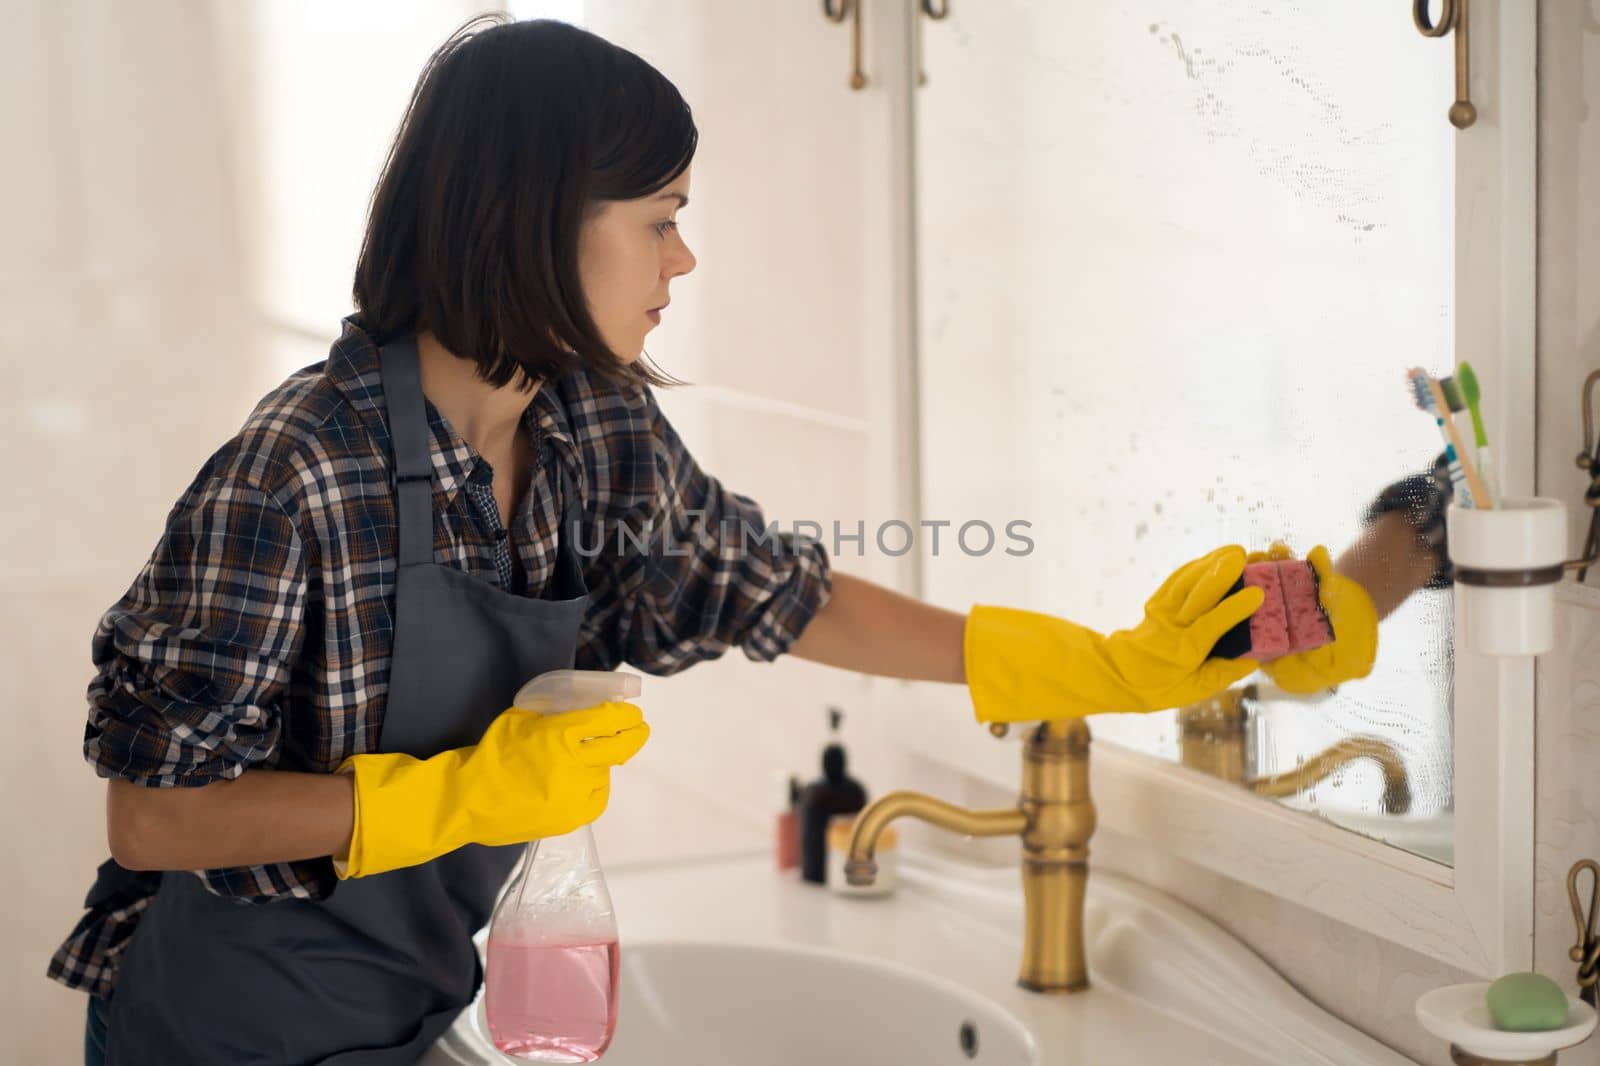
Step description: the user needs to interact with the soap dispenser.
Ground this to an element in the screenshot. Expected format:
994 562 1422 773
799 707 867 885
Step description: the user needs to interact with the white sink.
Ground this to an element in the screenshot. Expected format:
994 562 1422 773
445 941 1036 1065
423 852 1410 1065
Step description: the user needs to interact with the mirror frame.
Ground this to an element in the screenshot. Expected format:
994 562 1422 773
880 0 1536 977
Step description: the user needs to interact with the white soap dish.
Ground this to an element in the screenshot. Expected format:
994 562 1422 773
1416 983 1597 1062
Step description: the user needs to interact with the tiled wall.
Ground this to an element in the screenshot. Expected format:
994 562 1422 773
3 3 278 1059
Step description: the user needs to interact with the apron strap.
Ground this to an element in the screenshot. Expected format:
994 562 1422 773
551 459 590 599
378 336 438 569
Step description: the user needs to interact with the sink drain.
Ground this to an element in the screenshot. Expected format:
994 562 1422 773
958 1020 978 1059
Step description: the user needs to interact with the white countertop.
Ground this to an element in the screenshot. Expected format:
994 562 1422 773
429 849 1414 1065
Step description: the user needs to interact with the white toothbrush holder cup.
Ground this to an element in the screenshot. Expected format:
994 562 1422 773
1447 497 1570 656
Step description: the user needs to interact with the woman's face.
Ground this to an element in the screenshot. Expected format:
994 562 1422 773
578 167 697 362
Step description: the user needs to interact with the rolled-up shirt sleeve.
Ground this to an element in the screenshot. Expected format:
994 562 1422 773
83 458 331 901
86 467 305 786
575 386 832 675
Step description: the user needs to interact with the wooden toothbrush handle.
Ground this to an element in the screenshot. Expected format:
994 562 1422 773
1426 376 1491 507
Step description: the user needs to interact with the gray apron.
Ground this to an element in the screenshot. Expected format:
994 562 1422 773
98 336 589 1064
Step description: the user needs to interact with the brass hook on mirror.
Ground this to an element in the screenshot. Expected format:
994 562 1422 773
1568 859 1600 1007
822 0 868 91
1412 0 1477 129
1569 369 1600 581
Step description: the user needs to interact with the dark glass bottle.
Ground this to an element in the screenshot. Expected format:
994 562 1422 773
799 742 867 885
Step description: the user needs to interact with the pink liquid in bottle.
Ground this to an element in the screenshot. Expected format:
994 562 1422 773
485 937 620 1063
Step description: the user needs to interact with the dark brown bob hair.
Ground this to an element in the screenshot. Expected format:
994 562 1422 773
353 14 696 389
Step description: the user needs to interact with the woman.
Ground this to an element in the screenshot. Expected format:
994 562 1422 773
50 16 1377 1065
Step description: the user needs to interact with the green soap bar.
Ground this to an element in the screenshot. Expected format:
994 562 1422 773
1486 972 1569 1032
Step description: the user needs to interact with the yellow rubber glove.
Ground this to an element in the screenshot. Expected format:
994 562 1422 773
965 545 1266 723
334 701 649 879
1245 542 1379 694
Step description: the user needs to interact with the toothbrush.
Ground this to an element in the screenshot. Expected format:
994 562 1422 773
1421 368 1493 508
1407 368 1490 509
1438 370 1501 509
1439 372 1500 506
1456 361 1500 507
1407 368 1473 507
1436 377 1484 494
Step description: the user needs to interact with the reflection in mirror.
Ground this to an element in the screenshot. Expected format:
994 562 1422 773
913 2 1458 864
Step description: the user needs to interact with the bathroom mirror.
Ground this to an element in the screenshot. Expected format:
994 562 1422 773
913 0 1462 863
896 0 1537 978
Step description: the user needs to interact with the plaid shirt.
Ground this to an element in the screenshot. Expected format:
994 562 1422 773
49 319 831 997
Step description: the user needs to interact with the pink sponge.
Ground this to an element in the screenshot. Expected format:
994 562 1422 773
1209 559 1335 662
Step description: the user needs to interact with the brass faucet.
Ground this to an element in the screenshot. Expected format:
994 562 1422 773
843 719 1095 993
1178 684 1412 813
